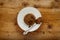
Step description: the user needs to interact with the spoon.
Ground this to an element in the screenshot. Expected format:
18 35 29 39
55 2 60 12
23 23 36 35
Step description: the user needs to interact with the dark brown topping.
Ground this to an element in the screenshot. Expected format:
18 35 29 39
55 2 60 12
35 17 42 24
24 14 36 27
24 13 42 27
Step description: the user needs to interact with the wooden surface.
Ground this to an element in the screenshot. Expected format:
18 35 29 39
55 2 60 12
0 0 60 40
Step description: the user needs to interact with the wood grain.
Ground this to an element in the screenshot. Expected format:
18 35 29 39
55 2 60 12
0 0 60 40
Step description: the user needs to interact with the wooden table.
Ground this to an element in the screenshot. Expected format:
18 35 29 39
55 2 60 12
0 0 60 40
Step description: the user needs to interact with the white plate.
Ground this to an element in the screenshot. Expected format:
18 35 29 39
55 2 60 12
17 7 42 32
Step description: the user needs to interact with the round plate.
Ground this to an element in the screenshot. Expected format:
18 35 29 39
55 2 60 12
17 7 42 32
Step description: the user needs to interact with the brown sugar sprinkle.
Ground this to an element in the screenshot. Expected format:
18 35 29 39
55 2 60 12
22 2 29 7
34 5 40 8
24 14 36 27
55 0 60 2
48 24 52 29
0 2 4 6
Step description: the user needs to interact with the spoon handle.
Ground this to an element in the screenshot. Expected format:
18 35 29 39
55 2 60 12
23 31 29 35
